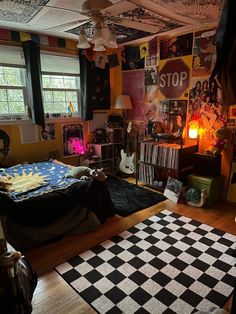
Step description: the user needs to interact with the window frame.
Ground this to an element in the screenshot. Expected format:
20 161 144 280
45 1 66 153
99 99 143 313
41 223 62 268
0 64 29 119
41 52 81 118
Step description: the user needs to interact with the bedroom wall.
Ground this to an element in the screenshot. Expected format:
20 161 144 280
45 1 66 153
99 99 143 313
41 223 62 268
0 29 120 167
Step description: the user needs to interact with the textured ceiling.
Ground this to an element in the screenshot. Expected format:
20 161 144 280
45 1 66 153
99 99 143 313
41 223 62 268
0 0 224 44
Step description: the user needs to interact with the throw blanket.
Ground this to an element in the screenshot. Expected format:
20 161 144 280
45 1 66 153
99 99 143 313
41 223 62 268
0 160 114 227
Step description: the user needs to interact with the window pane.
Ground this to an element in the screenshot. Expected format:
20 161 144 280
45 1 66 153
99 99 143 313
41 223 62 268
9 102 25 114
7 89 24 102
0 66 25 87
42 74 80 114
0 89 7 101
0 102 8 114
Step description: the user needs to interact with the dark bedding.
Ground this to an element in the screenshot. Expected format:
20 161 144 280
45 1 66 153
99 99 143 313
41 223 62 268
0 160 115 226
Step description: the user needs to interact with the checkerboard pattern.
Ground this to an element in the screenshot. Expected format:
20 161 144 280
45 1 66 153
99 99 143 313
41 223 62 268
55 210 236 314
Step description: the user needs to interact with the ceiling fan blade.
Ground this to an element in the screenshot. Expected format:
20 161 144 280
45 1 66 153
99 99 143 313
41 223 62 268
113 18 160 33
101 0 137 16
45 19 90 31
130 0 200 25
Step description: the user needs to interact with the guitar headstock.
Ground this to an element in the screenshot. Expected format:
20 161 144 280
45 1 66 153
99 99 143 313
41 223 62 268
127 122 132 134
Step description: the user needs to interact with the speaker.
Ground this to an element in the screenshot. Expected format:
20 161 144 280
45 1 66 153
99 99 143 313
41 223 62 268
192 153 221 177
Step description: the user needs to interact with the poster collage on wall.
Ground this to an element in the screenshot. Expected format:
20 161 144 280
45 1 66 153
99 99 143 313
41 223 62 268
122 28 230 140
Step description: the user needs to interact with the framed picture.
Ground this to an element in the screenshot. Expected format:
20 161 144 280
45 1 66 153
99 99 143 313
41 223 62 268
164 176 183 203
62 123 85 158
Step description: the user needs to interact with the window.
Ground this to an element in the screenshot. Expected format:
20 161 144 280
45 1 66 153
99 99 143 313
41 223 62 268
41 53 80 116
0 66 27 116
42 74 80 114
0 46 28 119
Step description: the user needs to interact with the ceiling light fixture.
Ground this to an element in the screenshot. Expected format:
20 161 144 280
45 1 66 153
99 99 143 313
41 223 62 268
77 23 117 51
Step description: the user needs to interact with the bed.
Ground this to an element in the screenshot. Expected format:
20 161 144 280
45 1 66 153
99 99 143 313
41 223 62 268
0 160 115 249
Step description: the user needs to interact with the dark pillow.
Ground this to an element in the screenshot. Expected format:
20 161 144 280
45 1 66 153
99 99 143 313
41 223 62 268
65 166 93 179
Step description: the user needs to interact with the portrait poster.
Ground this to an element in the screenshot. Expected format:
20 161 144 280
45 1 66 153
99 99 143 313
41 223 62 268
160 33 193 60
188 77 227 139
192 29 216 77
145 65 158 86
122 70 145 121
164 176 183 203
62 123 85 158
41 123 55 141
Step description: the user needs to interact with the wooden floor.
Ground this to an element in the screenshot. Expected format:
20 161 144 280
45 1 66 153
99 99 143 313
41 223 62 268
26 185 236 314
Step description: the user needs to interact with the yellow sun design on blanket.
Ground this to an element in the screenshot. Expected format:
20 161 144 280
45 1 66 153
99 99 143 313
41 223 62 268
0 172 47 193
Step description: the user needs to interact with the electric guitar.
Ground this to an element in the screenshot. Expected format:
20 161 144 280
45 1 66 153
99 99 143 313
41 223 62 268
119 122 135 175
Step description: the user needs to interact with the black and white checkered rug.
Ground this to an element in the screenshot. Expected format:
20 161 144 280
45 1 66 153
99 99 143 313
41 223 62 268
55 210 236 314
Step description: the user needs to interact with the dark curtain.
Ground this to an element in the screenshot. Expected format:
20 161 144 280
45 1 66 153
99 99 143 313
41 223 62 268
23 41 45 128
211 0 236 105
79 50 110 120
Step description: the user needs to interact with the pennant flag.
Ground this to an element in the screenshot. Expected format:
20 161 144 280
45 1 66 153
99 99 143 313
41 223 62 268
11 31 20 42
149 36 157 56
95 53 107 69
31 34 40 44
67 101 75 113
48 36 58 47
58 38 66 48
66 38 76 50
140 43 149 59
39 35 49 46
20 32 32 42
83 47 95 61
0 28 10 41
107 53 120 68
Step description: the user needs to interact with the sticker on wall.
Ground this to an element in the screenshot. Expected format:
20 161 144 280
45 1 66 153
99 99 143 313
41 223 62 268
62 124 85 158
192 29 216 78
158 56 192 100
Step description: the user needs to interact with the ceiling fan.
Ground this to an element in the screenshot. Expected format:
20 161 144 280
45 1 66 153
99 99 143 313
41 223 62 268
40 0 160 35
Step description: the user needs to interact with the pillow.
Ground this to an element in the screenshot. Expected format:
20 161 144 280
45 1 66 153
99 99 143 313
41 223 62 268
65 166 93 179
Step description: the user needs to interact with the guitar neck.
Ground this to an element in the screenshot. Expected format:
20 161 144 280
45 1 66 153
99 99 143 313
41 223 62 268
126 133 130 157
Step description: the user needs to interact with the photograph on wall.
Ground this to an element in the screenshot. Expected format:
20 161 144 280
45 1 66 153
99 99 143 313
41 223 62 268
62 123 85 158
192 29 216 77
145 65 158 85
187 77 227 139
164 176 183 203
41 123 55 141
158 100 187 136
160 33 193 60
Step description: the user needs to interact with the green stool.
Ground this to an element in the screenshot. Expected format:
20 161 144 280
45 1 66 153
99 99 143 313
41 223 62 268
187 174 225 207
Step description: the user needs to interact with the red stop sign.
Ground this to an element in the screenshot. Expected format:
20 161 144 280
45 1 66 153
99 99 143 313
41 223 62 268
159 59 190 99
